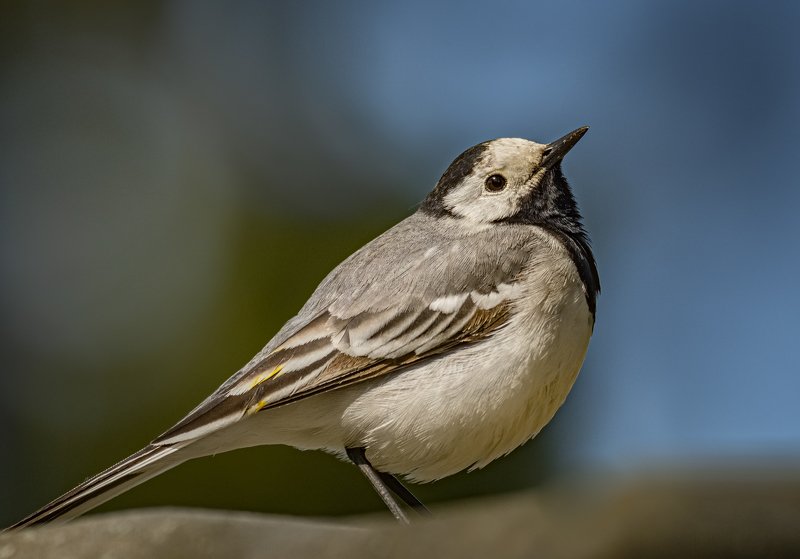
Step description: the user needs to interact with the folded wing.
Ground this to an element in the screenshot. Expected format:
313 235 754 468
155 287 516 445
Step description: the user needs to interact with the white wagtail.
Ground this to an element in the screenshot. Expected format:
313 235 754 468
9 127 599 528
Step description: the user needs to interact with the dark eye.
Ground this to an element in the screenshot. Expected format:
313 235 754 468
484 174 507 192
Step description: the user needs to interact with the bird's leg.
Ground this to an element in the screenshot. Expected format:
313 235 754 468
346 447 421 524
375 470 431 516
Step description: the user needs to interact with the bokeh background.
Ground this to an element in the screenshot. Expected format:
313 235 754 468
2 1 799 526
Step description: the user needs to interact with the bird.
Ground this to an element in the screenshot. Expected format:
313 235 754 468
8 127 599 529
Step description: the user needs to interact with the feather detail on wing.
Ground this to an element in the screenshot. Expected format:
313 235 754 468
153 290 514 446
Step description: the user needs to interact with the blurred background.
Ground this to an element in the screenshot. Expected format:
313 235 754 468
1 1 799 526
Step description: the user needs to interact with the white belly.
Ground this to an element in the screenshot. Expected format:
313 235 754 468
341 256 593 481
191 242 594 482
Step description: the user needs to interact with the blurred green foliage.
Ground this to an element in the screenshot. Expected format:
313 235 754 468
7 206 557 524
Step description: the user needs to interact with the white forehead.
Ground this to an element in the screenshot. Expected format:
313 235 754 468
476 138 547 175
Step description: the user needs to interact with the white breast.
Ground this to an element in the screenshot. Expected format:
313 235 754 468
338 231 594 482
191 231 594 482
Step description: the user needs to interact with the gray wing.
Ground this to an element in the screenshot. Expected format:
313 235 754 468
154 214 533 445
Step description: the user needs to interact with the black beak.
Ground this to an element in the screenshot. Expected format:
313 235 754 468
541 126 589 169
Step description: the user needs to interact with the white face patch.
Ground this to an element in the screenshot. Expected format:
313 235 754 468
443 138 548 224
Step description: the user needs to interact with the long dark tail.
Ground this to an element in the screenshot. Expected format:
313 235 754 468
6 444 187 530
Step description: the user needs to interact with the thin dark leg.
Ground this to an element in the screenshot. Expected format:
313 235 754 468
376 471 431 516
346 447 410 524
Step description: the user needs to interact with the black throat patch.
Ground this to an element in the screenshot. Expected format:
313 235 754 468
500 165 601 317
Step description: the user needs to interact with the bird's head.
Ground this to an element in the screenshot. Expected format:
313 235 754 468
421 127 588 229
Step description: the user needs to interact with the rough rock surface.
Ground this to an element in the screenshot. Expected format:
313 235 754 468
2 475 799 559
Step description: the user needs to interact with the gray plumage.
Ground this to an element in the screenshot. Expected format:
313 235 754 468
8 128 599 529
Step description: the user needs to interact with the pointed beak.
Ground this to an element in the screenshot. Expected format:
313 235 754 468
541 126 589 169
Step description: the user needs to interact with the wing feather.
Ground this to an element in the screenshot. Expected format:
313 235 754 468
154 216 536 446
154 294 512 445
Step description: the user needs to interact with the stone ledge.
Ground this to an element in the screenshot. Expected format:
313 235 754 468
2 475 799 559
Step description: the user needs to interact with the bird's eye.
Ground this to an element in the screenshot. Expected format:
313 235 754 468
484 174 507 192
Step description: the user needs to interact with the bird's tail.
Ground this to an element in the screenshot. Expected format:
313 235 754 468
7 444 187 530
